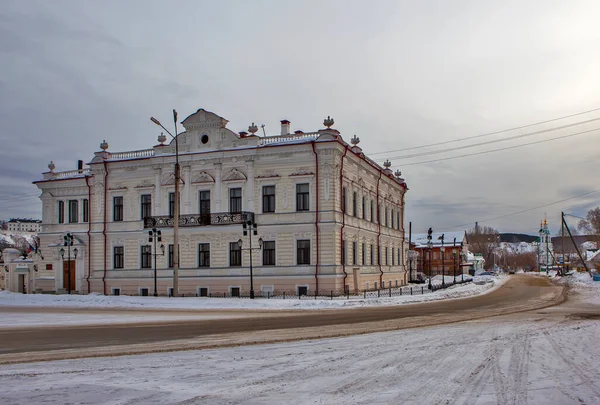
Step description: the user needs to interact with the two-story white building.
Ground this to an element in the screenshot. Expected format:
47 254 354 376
7 219 42 233
33 109 408 296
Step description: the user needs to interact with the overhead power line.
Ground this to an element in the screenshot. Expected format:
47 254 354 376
375 117 600 163
368 106 600 156
443 188 600 231
398 127 600 167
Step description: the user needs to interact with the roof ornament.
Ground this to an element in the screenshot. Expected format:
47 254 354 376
351 135 360 145
383 159 391 169
248 122 258 134
157 132 167 144
48 161 55 172
100 140 109 151
323 116 334 128
394 169 402 178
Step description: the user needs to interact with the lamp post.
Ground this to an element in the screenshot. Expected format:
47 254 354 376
151 110 180 297
148 228 165 297
408 250 418 283
238 218 263 299
440 234 445 288
59 233 78 294
427 227 433 290
460 242 465 282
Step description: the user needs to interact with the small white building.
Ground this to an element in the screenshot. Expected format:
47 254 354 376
1 248 36 293
7 219 42 233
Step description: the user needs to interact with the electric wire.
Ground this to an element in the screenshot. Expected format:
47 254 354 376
368 106 600 156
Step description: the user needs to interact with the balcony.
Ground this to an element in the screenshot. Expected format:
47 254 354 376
143 211 254 229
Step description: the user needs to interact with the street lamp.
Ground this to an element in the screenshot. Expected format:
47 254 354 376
453 237 457 282
427 227 433 290
460 242 465 282
59 233 78 294
440 233 445 288
238 218 263 299
148 228 165 297
408 250 418 283
151 110 180 297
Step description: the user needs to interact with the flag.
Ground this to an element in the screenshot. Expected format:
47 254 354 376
27 243 34 254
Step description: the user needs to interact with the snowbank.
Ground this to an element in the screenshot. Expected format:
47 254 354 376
0 277 503 311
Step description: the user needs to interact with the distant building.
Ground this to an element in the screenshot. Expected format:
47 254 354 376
7 218 42 233
410 231 469 278
33 109 408 295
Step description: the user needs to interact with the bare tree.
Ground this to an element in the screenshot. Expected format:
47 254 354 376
467 224 500 270
577 207 600 249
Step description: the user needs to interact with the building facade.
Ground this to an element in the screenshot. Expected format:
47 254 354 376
411 231 469 278
33 109 408 296
7 219 42 233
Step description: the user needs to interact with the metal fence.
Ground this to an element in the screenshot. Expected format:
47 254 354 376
144 278 472 299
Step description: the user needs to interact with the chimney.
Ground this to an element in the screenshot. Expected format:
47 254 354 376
280 120 290 135
239 131 248 138
77 160 83 171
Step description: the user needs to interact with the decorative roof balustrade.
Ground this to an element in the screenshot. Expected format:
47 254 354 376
259 132 320 146
109 149 155 160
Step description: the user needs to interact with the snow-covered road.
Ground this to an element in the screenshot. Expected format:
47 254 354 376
0 312 598 404
0 273 597 404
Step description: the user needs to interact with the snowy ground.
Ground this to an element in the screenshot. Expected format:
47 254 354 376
0 305 599 404
0 275 496 314
0 274 598 404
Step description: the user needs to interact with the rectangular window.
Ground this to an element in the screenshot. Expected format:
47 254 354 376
169 192 175 217
229 242 241 266
114 196 124 222
385 208 389 228
378 204 381 224
141 245 152 269
114 246 124 269
370 244 374 265
83 199 89 223
140 288 149 297
199 190 210 225
297 239 310 265
385 247 389 265
398 248 401 265
362 242 366 265
341 240 346 265
262 186 275 213
342 187 346 213
296 183 309 211
168 244 174 268
230 287 240 297
378 246 381 265
58 201 64 224
198 243 210 268
392 248 395 266
263 241 276 265
68 200 78 223
362 196 366 219
198 287 208 297
352 192 357 217
391 209 395 229
352 241 357 265
230 188 242 213
370 200 374 222
141 194 152 220
397 212 401 230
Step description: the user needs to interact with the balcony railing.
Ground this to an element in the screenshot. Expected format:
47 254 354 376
144 211 254 229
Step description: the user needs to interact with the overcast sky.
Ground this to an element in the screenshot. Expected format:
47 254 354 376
1 0 600 235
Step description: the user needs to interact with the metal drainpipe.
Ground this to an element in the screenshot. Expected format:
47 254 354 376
339 145 349 292
311 141 320 293
102 160 109 295
85 175 92 294
376 170 383 287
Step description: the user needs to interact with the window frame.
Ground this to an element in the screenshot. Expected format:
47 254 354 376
229 241 242 267
141 194 152 220
352 192 357 217
113 196 124 222
198 243 210 268
141 245 152 269
82 199 89 223
262 240 276 266
262 185 276 213
297 239 311 265
296 183 310 212
68 200 79 224
58 201 65 224
229 187 242 214
113 246 124 269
